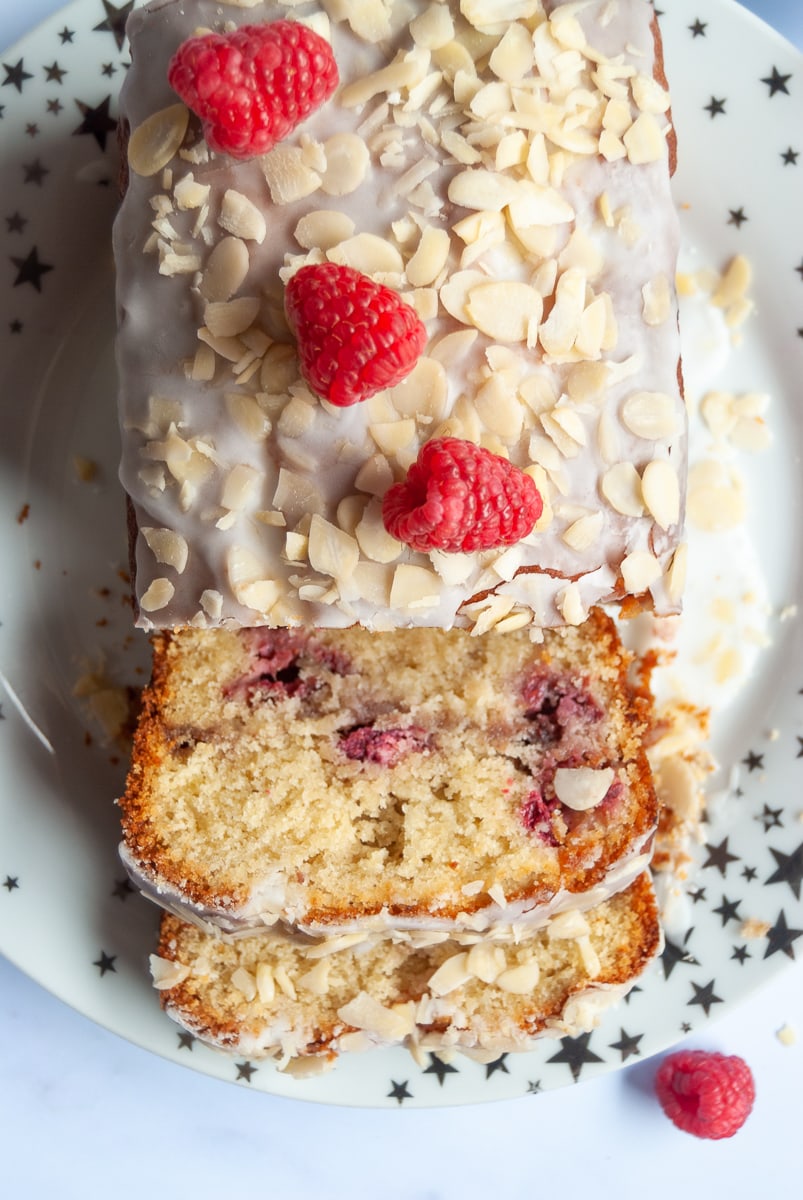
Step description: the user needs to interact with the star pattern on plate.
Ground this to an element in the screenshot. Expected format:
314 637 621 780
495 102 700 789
689 19 707 38
687 979 724 1017
11 246 54 291
22 158 48 186
782 147 800 166
72 96 116 151
546 1034 604 1082
727 207 748 229
423 1054 459 1086
731 944 751 965
2 59 33 93
485 1054 510 1078
756 804 784 832
111 877 135 901
742 750 764 772
387 1080 412 1104
3 876 20 892
761 67 792 97
43 62 67 85
526 1080 542 1094
93 951 117 977
712 895 742 926
177 1032 195 1050
94 1 135 52
763 911 802 960
765 841 803 899
235 1061 257 1083
608 1028 643 1062
661 935 700 979
704 96 726 118
701 837 740 877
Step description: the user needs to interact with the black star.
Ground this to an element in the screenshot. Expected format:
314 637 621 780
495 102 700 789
797 260 803 281
3 59 33 93
25 123 39 138
731 944 751 964
764 911 803 960
742 865 758 882
93 951 117 976
423 1054 459 1086
485 1054 510 1078
622 983 643 1005
3 876 19 891
661 937 700 979
702 837 739 877
761 67 792 97
688 885 707 904
608 1028 643 1062
782 148 800 166
94 1 135 52
704 96 726 118
59 28 75 44
743 750 764 772
688 979 723 1017
235 1061 257 1082
22 159 49 186
689 19 707 37
756 804 784 832
177 1032 195 1050
712 895 742 926
388 1080 412 1104
111 877 135 900
546 1033 604 1083
47 99 63 115
766 841 803 900
43 62 67 84
11 246 54 292
9 320 23 333
102 63 117 78
6 212 26 233
680 1022 693 1034
73 96 117 152
727 207 748 228
526 1080 542 1094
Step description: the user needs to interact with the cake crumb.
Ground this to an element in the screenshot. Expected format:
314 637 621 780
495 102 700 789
740 918 771 940
776 1024 797 1047
73 455 98 483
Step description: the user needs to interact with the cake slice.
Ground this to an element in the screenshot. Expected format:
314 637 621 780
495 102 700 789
113 0 686 633
119 609 657 937
150 872 662 1068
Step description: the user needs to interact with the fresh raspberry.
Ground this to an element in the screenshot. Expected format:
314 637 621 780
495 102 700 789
654 1050 755 1139
284 263 427 406
382 438 543 553
167 21 339 158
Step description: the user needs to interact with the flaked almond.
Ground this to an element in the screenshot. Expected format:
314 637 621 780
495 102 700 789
141 527 189 573
321 133 370 196
218 189 266 242
354 453 395 497
328 232 404 275
621 549 663 594
204 296 260 338
642 274 672 325
489 21 534 81
389 564 442 609
149 955 190 990
230 966 257 1001
427 952 472 997
339 46 431 108
221 463 261 511
128 104 189 176
496 959 541 994
200 589 223 620
261 144 321 205
641 459 680 529
562 511 604 552
623 112 666 163
632 73 671 114
355 500 404 563
665 542 688 605
294 209 355 251
621 390 680 440
200 236 250 302
406 226 451 287
308 514 359 580
447 168 518 211
466 281 543 344
687 460 746 531
410 2 454 48
466 942 506 984
337 992 414 1041
601 462 645 516
255 962 275 1004
390 356 448 421
226 392 271 442
475 374 524 441
554 766 615 811
139 577 174 613
558 583 586 626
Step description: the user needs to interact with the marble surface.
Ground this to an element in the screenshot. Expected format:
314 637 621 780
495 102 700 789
2 2 802 1196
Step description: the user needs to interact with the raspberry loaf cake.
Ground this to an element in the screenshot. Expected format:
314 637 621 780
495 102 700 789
119 609 657 937
113 0 686 633
151 872 662 1067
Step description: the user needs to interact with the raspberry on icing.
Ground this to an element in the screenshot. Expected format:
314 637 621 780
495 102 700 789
654 1050 756 1139
382 437 543 553
284 263 428 406
167 21 339 159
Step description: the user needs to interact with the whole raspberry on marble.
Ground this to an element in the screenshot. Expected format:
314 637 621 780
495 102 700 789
654 1050 755 1139
382 438 543 553
167 21 339 159
285 263 428 406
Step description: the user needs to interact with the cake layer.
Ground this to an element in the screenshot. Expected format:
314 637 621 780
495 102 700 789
113 0 686 632
151 871 662 1067
119 609 657 936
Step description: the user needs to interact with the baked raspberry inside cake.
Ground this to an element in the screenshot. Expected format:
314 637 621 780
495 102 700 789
114 0 686 633
120 609 657 935
151 872 662 1066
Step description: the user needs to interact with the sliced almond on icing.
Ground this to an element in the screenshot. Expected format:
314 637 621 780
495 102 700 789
294 209 355 251
355 500 404 564
199 236 250 302
489 21 534 81
474 374 524 441
406 226 451 287
389 564 441 609
218 189 266 243
562 511 604 552
225 393 271 442
601 462 644 516
666 542 688 605
553 766 615 811
641 459 680 529
439 269 489 324
204 296 261 338
173 173 210 210
328 233 404 275
128 104 189 177
641 274 672 325
139 577 175 613
221 463 260 511
466 281 543 344
390 356 448 421
308 514 360 580
632 73 671 114
447 168 518 211
623 112 666 164
621 390 680 440
141 527 189 573
621 550 663 594
410 2 455 49
321 133 370 196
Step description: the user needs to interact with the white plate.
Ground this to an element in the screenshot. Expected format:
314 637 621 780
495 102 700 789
0 0 802 1108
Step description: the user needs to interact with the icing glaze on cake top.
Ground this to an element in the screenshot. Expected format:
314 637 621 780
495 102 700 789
113 0 686 632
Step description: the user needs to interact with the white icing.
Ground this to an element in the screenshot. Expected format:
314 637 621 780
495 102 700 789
114 0 685 632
